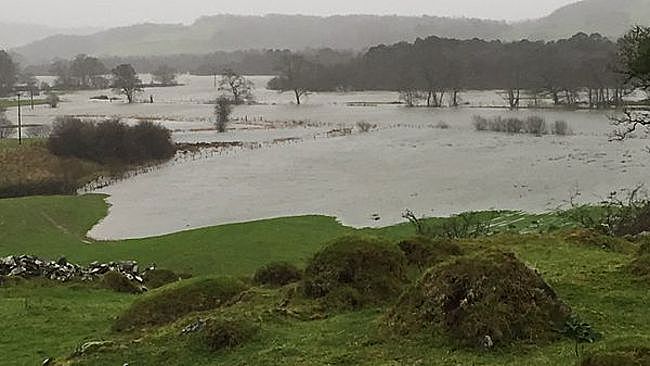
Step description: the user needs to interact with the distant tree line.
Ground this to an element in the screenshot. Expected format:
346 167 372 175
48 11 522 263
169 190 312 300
267 33 627 109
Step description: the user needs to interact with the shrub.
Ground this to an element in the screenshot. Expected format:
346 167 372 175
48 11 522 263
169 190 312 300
386 250 571 349
581 347 650 366
113 277 247 331
101 271 142 294
46 92 60 108
562 228 636 253
143 269 190 289
214 96 232 133
472 115 489 131
435 121 450 129
628 254 650 280
524 116 548 136
397 236 463 269
253 262 302 287
202 318 259 352
552 120 571 135
357 121 375 133
303 235 408 307
47 117 175 164
0 106 11 138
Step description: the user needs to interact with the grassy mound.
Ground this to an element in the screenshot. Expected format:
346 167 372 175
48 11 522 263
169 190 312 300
398 236 463 268
143 269 190 289
253 262 302 287
101 271 142 294
201 318 259 352
303 235 407 307
629 255 650 280
581 347 650 366
387 250 571 349
562 229 635 253
113 277 247 332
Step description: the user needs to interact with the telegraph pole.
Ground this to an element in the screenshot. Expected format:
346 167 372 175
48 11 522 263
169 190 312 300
16 92 22 145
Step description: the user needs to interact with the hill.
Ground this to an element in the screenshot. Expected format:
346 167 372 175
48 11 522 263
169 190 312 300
9 0 650 66
0 22 100 49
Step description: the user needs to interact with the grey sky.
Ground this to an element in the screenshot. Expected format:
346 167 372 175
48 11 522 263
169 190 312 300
2 0 579 28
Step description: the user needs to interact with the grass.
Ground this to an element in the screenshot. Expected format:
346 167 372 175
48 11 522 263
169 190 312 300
0 99 49 109
0 195 648 365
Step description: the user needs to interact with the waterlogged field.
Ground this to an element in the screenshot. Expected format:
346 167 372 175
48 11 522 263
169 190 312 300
5 75 649 239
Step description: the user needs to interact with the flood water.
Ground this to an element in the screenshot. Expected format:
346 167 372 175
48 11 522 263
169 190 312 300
6 75 648 239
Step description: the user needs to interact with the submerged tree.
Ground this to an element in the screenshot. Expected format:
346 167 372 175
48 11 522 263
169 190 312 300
218 68 254 104
267 53 312 105
111 64 142 103
152 65 178 86
214 96 233 133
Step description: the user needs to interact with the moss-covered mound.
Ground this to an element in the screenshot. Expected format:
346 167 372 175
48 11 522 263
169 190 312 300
253 262 302 287
201 318 259 352
387 250 571 349
629 255 650 280
581 347 650 366
303 235 408 307
143 269 190 289
101 271 142 294
562 229 635 253
398 236 463 268
113 277 247 332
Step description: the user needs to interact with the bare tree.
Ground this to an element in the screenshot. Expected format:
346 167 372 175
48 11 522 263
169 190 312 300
218 69 254 104
0 106 12 138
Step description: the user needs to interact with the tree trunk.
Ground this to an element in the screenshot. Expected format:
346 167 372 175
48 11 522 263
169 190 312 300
294 89 301 105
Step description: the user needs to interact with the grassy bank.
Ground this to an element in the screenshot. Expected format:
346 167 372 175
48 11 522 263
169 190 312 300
0 99 49 109
0 195 648 365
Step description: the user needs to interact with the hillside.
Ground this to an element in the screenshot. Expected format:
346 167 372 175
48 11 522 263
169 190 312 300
0 22 100 49
9 0 650 65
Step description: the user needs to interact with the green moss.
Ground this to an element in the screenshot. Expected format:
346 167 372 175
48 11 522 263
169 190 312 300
113 277 247 332
253 262 302 287
302 235 408 307
387 250 571 349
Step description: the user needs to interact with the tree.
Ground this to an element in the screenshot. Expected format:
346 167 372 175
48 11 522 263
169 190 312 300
152 65 178 86
218 68 254 104
46 92 60 108
268 54 312 105
70 54 108 88
111 64 142 103
214 96 232 133
611 26 650 141
0 50 17 97
0 106 12 138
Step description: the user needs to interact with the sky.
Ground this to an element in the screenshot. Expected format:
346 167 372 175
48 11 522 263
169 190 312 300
0 0 580 28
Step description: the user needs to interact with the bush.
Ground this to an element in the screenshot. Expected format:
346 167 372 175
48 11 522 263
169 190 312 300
472 115 489 131
356 121 375 133
214 96 232 133
101 271 142 294
628 254 650 280
435 121 450 129
524 116 548 135
562 228 636 253
581 347 650 366
302 235 408 307
552 120 571 135
46 92 60 108
143 269 190 289
113 277 247 331
398 236 463 269
387 250 571 349
47 117 176 164
202 318 259 352
253 262 302 287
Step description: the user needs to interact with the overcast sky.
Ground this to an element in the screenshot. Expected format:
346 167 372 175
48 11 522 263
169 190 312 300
2 0 580 28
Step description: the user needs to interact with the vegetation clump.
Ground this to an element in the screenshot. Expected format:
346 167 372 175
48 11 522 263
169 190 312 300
387 250 571 349
562 228 636 253
302 235 408 308
201 318 259 352
100 271 143 294
397 236 463 269
113 277 247 332
581 347 650 366
253 262 302 287
143 269 190 289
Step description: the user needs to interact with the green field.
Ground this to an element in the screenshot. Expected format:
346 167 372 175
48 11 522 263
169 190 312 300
0 195 648 365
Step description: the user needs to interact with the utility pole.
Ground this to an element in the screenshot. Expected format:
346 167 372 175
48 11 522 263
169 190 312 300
16 92 22 145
